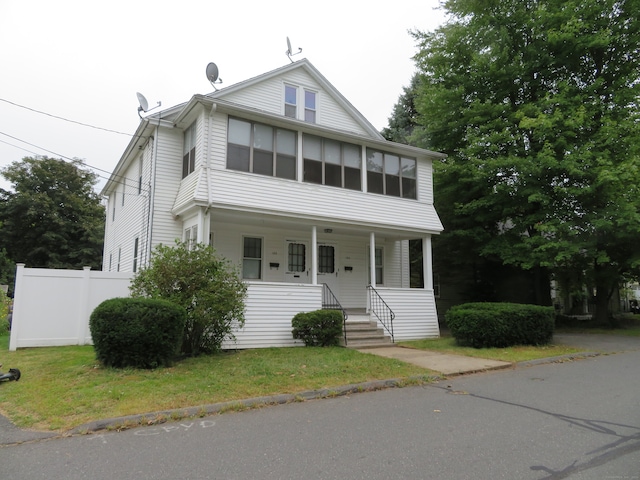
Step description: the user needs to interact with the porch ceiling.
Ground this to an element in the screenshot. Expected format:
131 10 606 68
209 208 436 241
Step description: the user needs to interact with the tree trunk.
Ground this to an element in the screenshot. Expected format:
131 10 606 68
593 263 617 327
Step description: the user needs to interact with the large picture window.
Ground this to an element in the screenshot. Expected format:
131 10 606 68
227 118 296 180
303 134 361 190
366 149 417 199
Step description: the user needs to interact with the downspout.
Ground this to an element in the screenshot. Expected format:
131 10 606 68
203 104 217 244
147 122 159 265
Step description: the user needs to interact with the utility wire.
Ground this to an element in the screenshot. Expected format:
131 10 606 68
0 131 149 194
0 97 133 136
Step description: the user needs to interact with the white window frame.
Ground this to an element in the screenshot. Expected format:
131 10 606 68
242 236 263 280
182 122 197 178
367 246 384 286
184 225 198 251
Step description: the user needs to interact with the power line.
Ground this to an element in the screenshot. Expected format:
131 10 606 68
0 97 133 136
0 130 149 194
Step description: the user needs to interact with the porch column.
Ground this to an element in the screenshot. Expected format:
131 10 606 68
311 226 318 285
423 235 433 290
369 232 376 286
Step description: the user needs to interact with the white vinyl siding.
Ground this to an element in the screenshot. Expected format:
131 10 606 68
222 70 369 136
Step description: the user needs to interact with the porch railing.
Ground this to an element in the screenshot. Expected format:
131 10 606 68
322 283 348 346
367 285 395 343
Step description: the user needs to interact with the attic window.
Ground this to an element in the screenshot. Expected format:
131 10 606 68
283 84 317 124
284 85 297 118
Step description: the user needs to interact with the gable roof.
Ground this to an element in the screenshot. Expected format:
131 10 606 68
202 58 385 140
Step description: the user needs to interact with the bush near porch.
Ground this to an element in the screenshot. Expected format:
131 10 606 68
446 302 554 348
292 310 343 347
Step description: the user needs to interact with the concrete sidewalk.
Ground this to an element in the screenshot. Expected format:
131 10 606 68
356 346 512 375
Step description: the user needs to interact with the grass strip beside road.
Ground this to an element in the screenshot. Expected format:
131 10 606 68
399 337 582 363
0 335 431 432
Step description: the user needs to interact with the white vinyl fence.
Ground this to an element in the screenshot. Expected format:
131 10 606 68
9 264 133 351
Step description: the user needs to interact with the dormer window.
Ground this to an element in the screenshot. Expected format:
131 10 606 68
284 84 317 124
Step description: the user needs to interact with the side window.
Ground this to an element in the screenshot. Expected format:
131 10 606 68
184 225 198 250
133 237 139 273
138 159 143 195
366 148 417 199
242 237 262 280
182 123 197 178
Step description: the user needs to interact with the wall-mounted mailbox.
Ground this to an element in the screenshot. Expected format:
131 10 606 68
344 266 353 271
269 262 280 269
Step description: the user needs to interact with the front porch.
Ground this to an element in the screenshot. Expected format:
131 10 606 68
224 282 440 350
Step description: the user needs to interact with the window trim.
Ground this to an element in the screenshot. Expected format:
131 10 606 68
242 236 263 280
227 117 297 180
366 148 417 199
302 134 362 190
182 122 197 179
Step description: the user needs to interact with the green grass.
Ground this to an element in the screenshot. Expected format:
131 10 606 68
0 335 429 432
399 336 582 363
4 316 634 433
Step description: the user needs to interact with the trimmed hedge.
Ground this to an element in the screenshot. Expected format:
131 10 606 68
445 302 554 348
90 297 186 369
292 309 344 347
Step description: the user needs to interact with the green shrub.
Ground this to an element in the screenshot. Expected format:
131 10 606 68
0 290 9 334
130 241 247 356
89 297 186 369
292 309 344 346
446 302 554 348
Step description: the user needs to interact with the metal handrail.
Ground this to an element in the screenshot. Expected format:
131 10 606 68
322 283 348 346
367 285 395 343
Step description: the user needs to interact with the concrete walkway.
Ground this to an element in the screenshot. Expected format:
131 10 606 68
356 346 511 375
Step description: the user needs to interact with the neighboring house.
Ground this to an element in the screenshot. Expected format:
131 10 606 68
101 59 445 348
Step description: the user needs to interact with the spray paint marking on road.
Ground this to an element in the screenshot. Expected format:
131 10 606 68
86 420 216 444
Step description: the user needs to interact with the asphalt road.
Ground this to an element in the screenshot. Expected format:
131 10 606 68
1 336 639 479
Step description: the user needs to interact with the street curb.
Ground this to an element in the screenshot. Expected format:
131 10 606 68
516 351 601 368
70 375 441 435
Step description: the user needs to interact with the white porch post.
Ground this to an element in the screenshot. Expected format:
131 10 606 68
423 235 433 290
311 226 318 285
369 232 376 286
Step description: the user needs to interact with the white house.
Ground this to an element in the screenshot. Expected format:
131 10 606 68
101 59 445 348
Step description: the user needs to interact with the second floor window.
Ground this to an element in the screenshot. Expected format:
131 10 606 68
227 118 297 180
303 134 361 190
366 149 417 199
284 85 317 124
182 123 196 178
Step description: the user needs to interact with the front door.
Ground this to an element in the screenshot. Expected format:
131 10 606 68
285 241 309 283
318 243 339 295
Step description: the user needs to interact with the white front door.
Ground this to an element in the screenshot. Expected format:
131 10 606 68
285 241 309 283
318 243 339 295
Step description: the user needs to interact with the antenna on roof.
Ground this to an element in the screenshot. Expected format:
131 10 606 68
136 92 161 119
285 37 302 63
206 62 223 91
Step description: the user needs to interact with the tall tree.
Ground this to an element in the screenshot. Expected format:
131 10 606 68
0 157 105 270
412 0 640 323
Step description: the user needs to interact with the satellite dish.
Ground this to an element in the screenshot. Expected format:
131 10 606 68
136 92 161 118
206 62 223 90
136 92 149 113
285 36 302 63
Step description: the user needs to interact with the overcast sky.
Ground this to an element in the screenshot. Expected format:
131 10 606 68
0 0 447 193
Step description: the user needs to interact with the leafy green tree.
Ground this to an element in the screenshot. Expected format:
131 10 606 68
411 0 640 323
0 156 104 270
129 241 247 356
381 73 423 146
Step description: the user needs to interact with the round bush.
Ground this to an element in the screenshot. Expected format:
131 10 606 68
90 297 186 369
292 309 343 346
